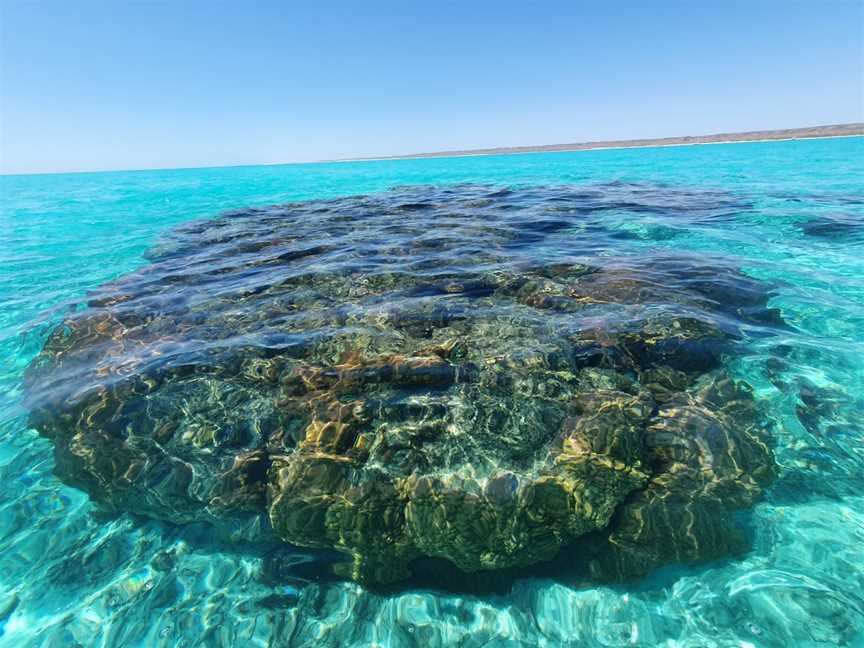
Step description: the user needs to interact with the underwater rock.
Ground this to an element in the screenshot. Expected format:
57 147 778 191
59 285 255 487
798 213 864 240
584 374 776 580
25 184 779 584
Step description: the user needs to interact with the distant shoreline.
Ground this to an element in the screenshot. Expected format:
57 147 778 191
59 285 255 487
4 124 861 177
341 123 864 163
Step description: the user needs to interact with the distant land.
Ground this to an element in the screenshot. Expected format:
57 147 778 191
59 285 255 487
355 123 864 161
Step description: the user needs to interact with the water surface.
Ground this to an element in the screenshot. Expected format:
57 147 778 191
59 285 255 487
1 137 863 646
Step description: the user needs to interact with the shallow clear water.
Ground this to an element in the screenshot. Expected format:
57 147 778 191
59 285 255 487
1 137 863 647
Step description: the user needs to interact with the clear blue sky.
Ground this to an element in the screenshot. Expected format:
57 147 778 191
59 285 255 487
1 0 862 174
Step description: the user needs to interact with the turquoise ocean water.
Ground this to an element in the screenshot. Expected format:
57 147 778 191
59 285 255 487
1 137 863 646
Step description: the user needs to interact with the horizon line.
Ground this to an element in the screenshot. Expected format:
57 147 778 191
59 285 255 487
2 122 862 178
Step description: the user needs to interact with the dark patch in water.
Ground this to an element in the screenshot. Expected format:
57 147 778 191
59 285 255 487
25 183 780 586
798 213 864 240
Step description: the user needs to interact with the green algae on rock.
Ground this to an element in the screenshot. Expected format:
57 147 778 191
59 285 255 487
24 184 779 584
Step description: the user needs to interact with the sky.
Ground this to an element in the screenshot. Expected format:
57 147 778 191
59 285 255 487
0 0 862 174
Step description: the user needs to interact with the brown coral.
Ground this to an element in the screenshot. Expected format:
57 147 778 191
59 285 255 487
24 184 779 584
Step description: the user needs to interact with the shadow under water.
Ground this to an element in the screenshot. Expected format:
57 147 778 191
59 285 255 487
24 183 783 589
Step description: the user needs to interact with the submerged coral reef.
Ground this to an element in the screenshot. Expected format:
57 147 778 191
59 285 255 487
25 184 779 584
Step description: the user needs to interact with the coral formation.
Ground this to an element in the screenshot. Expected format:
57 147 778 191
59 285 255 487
25 184 778 583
